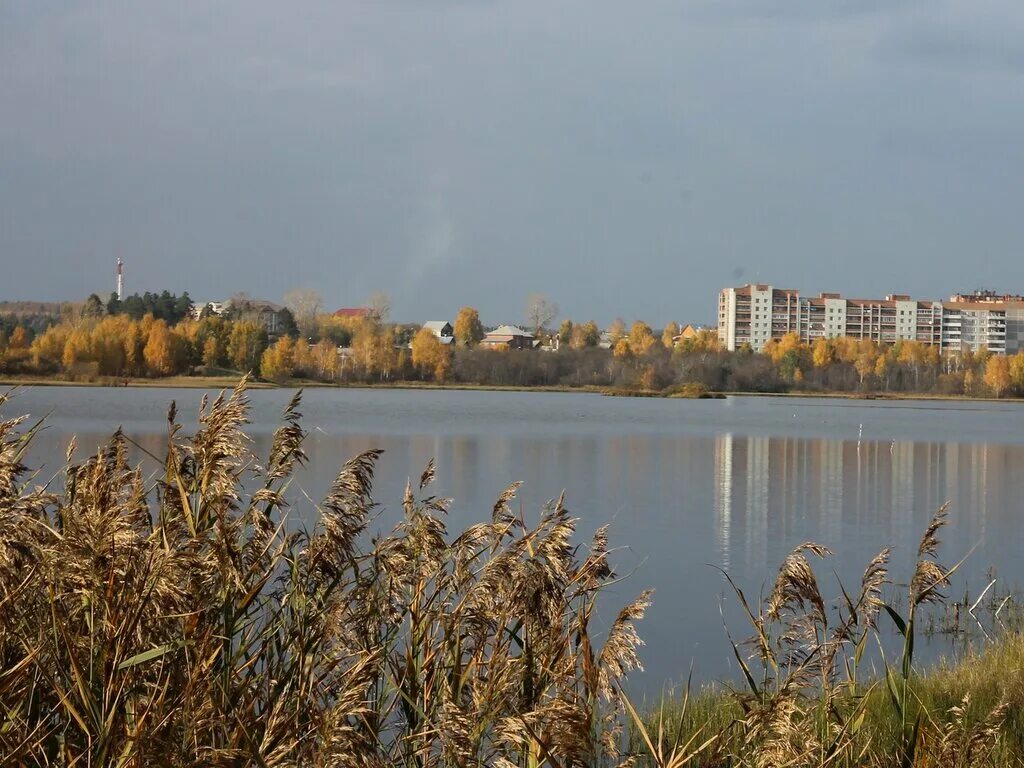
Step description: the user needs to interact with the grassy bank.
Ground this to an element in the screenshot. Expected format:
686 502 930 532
639 633 1024 766
629 518 1023 768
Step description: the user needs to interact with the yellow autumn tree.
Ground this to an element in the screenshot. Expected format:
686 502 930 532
963 368 976 396
874 353 889 387
571 321 601 349
639 364 658 391
974 347 992 370
607 318 626 343
351 326 377 378
143 320 181 377
765 333 802 364
62 329 91 370
558 319 574 347
811 338 834 369
227 321 267 373
311 339 341 380
292 338 314 376
681 329 721 354
453 306 485 347
32 325 70 368
123 322 146 376
350 324 397 380
661 321 679 350
90 316 131 376
411 327 451 382
260 336 296 383
8 326 29 349
983 355 1011 398
612 338 633 361
1010 352 1024 395
834 336 859 364
897 340 927 387
628 322 657 356
854 348 876 386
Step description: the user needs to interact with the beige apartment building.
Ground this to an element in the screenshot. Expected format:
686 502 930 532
718 285 1024 355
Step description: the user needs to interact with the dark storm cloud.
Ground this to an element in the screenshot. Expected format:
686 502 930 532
2 1 1024 325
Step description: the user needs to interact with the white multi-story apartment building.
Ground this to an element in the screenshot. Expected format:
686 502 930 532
718 285 1024 355
717 285 800 351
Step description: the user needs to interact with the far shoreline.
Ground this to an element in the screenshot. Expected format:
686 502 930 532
2 374 1024 406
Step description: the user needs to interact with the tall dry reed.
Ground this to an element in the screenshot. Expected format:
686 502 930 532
0 382 649 767
630 507 1020 767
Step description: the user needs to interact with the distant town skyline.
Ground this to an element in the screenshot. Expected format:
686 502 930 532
3 1 1024 325
718 282 1024 355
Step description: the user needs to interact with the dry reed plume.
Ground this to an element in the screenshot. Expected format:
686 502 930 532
631 505 1022 768
0 382 650 767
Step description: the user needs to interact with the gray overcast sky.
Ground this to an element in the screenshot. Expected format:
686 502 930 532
2 1 1024 326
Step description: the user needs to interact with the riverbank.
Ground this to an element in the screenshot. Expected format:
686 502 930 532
733 388 1024 405
3 373 1024 405
0 374 279 389
0 374 603 393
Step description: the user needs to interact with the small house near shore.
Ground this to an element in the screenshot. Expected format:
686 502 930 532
334 307 373 319
423 321 455 344
223 297 290 337
671 324 699 346
482 325 535 350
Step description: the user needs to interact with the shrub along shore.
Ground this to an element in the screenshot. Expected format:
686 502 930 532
0 380 1019 766
2 373 1024 406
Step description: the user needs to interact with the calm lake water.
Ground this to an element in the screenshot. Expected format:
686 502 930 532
7 385 1024 695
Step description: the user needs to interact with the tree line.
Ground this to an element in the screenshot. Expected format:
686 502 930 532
3 295 1024 398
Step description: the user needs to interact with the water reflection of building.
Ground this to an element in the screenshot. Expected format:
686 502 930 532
818 439 844 542
745 436 770 571
713 431 1023 571
891 440 915 544
713 433 770 572
714 433 733 570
